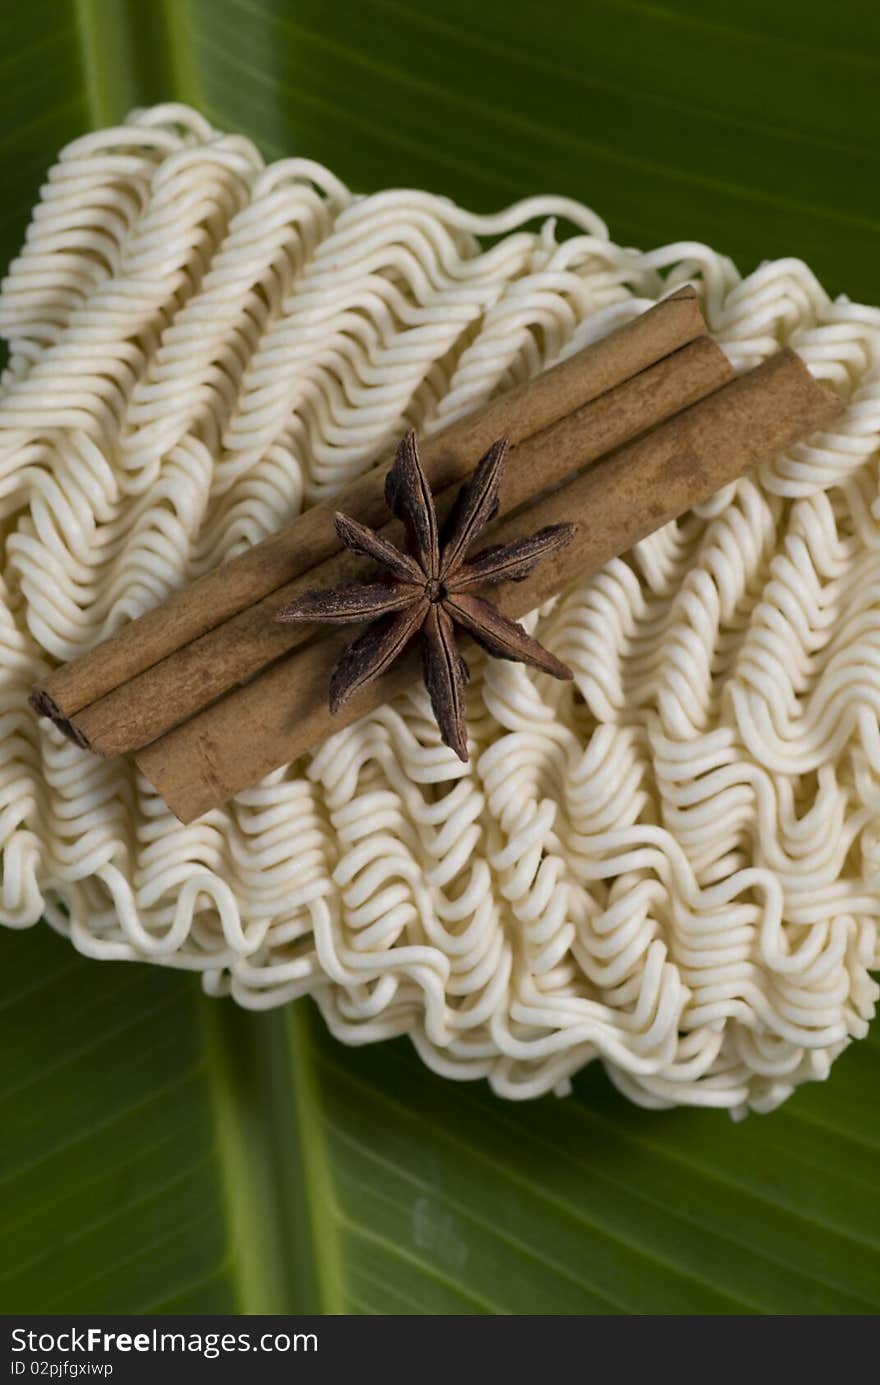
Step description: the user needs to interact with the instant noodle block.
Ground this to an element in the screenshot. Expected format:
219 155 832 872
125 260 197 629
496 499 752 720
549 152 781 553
1 105 878 1116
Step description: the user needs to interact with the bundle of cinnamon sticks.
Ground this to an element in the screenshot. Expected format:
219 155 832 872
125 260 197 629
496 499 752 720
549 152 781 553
30 287 842 821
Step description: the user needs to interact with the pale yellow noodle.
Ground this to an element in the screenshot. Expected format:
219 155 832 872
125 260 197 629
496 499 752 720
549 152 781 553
0 105 878 1115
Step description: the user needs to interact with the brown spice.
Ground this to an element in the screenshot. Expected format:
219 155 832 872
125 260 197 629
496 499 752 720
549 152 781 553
135 348 844 823
277 432 573 759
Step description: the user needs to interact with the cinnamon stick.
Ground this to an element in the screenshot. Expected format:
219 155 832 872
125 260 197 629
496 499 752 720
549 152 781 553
33 287 706 726
68 332 732 756
135 349 843 823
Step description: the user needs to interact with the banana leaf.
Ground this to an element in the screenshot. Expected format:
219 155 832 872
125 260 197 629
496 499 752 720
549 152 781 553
1 0 878 1315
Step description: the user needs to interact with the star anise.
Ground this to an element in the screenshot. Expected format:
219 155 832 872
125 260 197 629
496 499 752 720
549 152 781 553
276 431 574 761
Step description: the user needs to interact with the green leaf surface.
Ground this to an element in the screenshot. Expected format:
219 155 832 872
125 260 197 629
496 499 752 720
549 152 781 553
2 925 878 1314
1 0 878 1315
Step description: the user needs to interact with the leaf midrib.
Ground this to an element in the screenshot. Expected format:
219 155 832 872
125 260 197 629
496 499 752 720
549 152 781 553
203 997 337 1313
